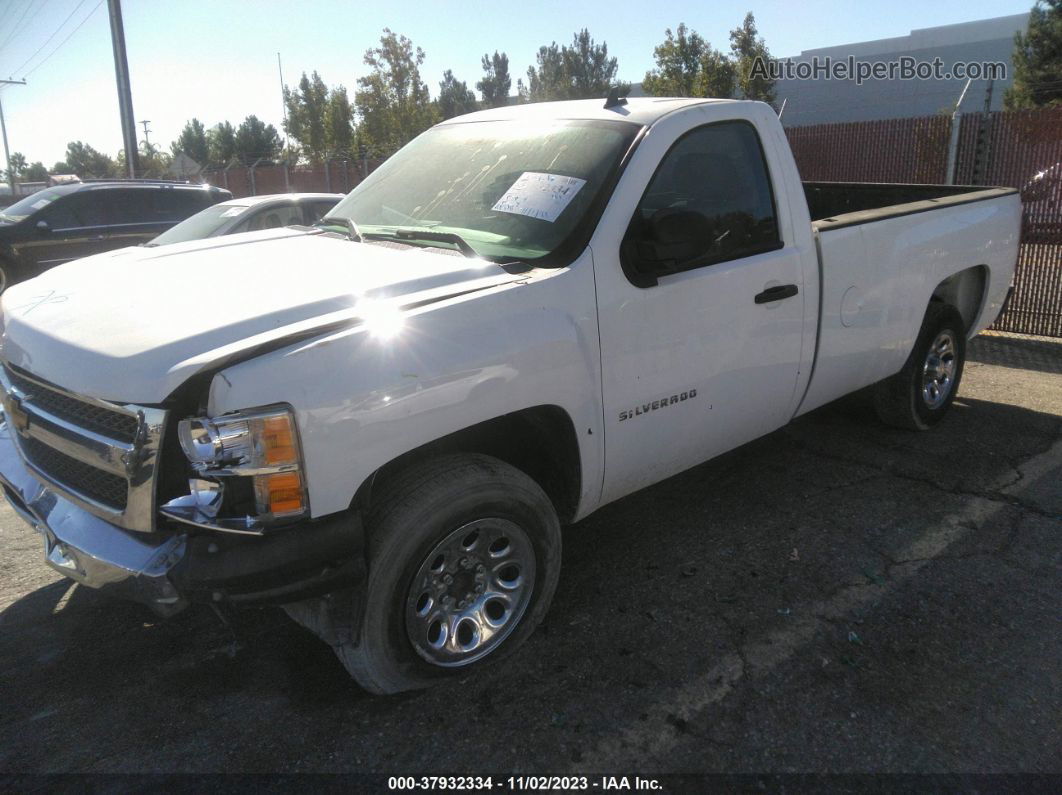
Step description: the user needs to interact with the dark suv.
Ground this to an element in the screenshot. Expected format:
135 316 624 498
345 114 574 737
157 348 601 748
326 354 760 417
0 181 232 291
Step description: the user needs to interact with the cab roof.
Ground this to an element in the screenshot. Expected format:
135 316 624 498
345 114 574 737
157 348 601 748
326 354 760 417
438 97 744 128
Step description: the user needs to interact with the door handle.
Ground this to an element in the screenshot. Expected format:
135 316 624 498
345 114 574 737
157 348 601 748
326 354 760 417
754 284 799 304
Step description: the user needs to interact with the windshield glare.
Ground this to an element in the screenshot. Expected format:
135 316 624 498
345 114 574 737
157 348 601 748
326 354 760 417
327 119 639 262
149 203 247 245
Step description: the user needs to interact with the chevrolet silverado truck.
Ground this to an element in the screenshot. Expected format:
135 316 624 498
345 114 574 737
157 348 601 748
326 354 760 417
0 98 1020 693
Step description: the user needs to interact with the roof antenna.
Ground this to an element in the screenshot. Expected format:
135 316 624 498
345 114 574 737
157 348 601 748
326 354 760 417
604 86 628 109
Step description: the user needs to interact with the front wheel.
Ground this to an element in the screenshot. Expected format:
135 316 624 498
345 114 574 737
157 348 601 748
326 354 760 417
335 454 562 694
874 302 967 430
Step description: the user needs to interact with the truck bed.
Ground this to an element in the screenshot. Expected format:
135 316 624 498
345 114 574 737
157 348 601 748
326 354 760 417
803 182 1016 228
795 185 1022 418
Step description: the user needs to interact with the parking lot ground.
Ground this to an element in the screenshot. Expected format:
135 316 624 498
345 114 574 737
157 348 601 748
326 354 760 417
0 332 1059 775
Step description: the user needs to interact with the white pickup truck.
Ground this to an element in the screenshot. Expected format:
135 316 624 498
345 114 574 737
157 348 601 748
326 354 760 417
0 98 1020 693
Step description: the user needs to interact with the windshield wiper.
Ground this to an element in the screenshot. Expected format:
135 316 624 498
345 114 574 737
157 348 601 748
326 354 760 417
319 216 362 242
367 228 479 259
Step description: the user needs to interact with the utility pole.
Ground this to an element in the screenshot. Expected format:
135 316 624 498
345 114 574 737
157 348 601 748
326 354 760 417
138 119 151 148
277 52 289 159
107 0 139 178
0 79 26 195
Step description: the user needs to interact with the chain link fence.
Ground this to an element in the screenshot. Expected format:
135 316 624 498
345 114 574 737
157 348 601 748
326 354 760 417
200 154 392 199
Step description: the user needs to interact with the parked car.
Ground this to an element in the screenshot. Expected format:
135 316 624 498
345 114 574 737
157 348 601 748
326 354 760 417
0 98 1020 694
1020 163 1061 243
147 193 343 247
0 180 232 291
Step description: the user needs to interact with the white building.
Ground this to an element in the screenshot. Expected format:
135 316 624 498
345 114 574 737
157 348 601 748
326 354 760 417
773 14 1029 127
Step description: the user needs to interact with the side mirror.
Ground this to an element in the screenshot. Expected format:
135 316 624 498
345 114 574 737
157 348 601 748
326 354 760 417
35 220 50 234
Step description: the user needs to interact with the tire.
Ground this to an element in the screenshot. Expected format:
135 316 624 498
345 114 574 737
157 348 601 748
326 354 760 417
874 302 967 430
335 453 562 694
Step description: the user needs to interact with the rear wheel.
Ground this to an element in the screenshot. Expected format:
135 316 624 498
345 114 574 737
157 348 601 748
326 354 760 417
874 302 966 430
335 453 561 694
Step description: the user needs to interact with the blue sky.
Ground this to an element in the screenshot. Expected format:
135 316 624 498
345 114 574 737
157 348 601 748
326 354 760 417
0 0 1034 167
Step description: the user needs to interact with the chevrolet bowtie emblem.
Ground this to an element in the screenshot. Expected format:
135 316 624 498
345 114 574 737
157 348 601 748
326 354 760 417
5 395 30 436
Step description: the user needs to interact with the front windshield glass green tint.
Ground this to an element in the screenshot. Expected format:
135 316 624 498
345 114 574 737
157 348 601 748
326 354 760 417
328 119 639 262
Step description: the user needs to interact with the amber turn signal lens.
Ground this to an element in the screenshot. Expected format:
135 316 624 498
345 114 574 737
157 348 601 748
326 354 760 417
261 415 298 466
262 471 304 516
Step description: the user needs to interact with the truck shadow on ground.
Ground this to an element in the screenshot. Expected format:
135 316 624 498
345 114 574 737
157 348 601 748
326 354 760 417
0 389 1059 772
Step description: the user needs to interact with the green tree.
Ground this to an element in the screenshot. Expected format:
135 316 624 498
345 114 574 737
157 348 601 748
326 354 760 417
642 23 735 98
170 118 209 165
355 29 439 153
285 71 330 161
23 161 48 181
207 121 237 168
527 29 625 102
438 69 478 119
527 42 568 101
700 50 737 98
1005 0 1062 109
3 151 27 182
477 51 511 107
326 85 355 155
234 115 282 163
642 24 707 97
729 12 775 103
62 141 116 177
137 140 171 178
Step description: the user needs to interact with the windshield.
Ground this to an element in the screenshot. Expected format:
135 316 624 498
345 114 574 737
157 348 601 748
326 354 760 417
326 119 640 263
0 189 65 222
148 203 249 245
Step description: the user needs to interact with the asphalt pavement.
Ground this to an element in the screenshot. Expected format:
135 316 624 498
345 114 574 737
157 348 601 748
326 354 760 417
0 332 1059 777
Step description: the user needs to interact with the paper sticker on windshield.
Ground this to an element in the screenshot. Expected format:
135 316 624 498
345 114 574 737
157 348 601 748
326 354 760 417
492 172 587 223
220 206 248 217
31 198 52 210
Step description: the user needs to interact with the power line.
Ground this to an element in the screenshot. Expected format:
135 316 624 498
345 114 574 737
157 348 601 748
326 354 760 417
8 0 88 78
0 0 34 43
5 0 54 53
23 0 101 79
0 0 37 53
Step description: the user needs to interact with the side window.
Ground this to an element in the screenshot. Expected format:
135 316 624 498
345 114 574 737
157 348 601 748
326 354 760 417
105 189 153 224
40 192 110 228
233 203 303 233
622 120 781 286
38 195 82 229
152 189 209 223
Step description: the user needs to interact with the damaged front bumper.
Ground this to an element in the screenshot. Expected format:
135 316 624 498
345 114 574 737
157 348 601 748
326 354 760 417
0 421 188 614
0 421 364 615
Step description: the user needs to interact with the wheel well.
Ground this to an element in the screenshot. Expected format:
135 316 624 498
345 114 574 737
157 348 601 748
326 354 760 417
931 265 988 334
353 405 583 524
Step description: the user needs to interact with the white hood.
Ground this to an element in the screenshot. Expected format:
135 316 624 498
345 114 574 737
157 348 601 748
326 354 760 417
0 229 520 402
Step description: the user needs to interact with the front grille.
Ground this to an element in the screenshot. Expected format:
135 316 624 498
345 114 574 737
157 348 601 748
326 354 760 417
4 365 139 443
20 435 129 510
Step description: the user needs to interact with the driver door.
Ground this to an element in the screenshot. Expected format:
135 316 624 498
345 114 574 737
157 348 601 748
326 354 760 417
596 119 807 504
